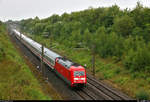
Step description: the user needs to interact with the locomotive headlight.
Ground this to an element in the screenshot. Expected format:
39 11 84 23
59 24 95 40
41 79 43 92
81 78 85 80
74 78 79 80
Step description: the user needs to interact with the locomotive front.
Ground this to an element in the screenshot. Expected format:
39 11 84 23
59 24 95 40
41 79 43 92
70 66 87 87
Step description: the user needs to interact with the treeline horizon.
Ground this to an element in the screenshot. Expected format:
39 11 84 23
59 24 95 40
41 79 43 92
18 2 150 73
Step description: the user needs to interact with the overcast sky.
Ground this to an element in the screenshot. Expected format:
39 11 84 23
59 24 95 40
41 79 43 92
0 0 150 21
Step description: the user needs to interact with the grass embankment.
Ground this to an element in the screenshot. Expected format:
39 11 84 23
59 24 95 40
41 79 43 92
0 24 50 100
29 34 150 100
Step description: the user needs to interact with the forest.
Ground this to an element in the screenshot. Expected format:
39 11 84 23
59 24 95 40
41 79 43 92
19 2 150 73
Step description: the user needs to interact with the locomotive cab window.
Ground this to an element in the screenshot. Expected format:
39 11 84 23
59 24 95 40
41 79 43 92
74 71 85 77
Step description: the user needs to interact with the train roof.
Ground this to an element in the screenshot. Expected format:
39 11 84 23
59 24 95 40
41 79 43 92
44 47 61 60
57 57 81 69
13 29 61 60
13 29 85 70
13 29 20 36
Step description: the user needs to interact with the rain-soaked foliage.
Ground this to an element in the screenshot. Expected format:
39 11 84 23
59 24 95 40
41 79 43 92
19 2 150 72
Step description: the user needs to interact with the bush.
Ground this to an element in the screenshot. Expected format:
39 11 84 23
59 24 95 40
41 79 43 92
138 80 145 87
114 67 121 74
131 72 138 79
113 15 136 37
138 73 147 79
123 43 150 72
0 47 5 61
96 30 124 58
112 56 120 63
146 78 150 83
103 69 115 79
114 77 129 85
136 89 149 100
103 72 113 79
96 68 100 73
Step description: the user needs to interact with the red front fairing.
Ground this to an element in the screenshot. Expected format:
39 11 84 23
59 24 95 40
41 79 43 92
70 66 87 87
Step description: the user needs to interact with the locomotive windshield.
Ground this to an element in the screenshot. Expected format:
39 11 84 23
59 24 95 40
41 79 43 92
74 71 85 77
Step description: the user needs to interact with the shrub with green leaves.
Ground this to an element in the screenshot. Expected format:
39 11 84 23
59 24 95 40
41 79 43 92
131 72 138 79
146 78 150 83
136 89 149 100
0 41 5 61
0 48 4 61
114 77 129 85
114 67 121 74
123 37 150 72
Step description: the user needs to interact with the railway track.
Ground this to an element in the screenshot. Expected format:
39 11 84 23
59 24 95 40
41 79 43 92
74 74 132 100
76 90 95 100
8 31 134 100
86 74 132 100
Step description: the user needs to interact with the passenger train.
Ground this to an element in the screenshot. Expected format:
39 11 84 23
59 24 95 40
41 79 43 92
12 29 87 87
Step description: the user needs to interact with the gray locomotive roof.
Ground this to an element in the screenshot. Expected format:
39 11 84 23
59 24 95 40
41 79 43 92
13 29 61 61
57 59 73 69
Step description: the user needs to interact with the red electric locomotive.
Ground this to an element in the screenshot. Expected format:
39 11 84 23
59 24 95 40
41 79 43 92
54 57 87 87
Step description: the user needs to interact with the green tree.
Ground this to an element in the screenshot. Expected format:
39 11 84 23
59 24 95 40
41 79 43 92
123 36 150 71
113 15 135 36
83 28 92 47
143 24 150 42
131 2 144 27
95 26 108 58
132 27 143 37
